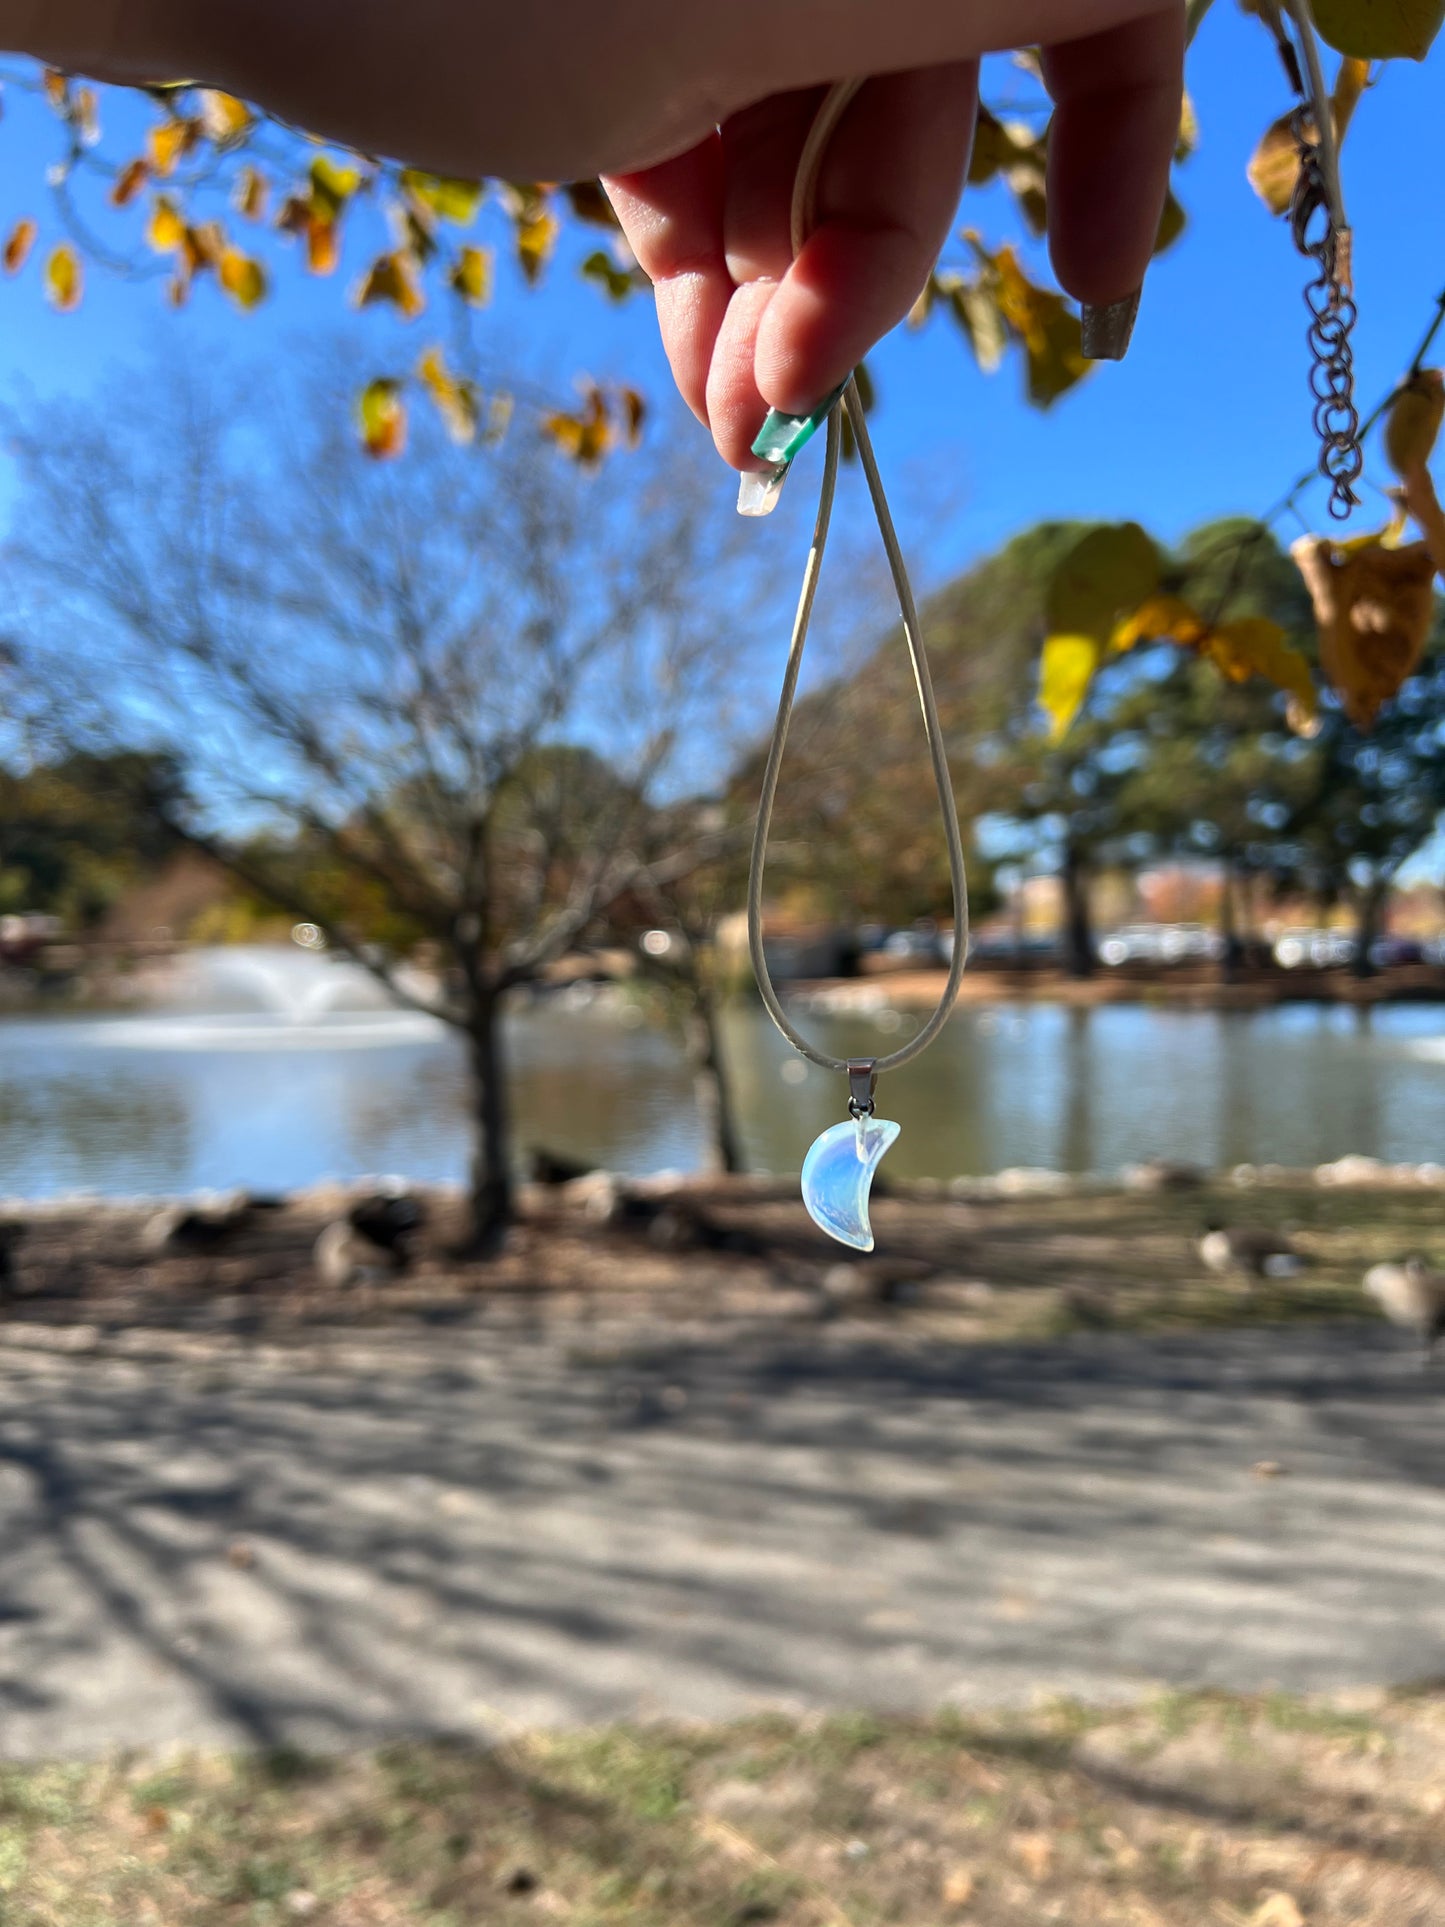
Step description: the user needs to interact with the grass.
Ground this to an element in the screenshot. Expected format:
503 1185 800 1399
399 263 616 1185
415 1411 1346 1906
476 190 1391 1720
4 1689 1445 1926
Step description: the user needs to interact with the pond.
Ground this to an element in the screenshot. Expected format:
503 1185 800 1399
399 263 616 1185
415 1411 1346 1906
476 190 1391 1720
2 965 1443 1198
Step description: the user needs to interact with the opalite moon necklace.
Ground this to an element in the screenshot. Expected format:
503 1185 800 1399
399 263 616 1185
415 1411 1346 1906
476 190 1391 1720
741 81 969 1254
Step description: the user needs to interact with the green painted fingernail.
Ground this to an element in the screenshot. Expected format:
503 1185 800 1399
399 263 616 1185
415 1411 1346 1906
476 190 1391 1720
751 381 848 466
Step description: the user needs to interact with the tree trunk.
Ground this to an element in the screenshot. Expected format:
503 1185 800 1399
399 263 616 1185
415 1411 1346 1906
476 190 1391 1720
1061 840 1095 979
685 984 745 1174
463 991 514 1252
1217 862 1244 983
1352 877 1389 980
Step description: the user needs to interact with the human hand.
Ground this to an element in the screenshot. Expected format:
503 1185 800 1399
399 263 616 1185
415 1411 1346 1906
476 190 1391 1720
10 0 1184 469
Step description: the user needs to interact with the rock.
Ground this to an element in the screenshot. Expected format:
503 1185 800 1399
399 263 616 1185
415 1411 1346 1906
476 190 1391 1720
993 1167 1073 1198
561 1170 625 1219
1315 1155 1385 1186
314 1221 404 1289
821 1258 932 1309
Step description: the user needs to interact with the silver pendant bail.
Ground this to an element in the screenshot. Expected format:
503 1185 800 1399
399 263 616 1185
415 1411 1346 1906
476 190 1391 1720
847 1057 878 1119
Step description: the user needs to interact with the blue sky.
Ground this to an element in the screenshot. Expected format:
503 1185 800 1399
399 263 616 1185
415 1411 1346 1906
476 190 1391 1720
0 8 1441 586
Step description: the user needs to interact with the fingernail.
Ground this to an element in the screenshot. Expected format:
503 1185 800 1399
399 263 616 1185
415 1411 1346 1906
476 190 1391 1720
751 380 848 466
1080 288 1142 362
737 463 789 517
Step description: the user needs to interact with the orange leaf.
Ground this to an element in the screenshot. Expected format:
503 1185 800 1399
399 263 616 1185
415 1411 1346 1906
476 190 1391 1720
109 157 150 207
1292 532 1437 727
306 217 339 276
233 165 268 223
3 217 36 274
147 117 198 177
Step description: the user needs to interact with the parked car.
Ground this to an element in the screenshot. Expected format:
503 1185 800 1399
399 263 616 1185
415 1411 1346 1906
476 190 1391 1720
880 925 948 967
1366 936 1425 969
1273 928 1356 969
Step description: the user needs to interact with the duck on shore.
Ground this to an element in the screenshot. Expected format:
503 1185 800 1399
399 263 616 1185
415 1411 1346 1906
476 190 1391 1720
1363 1258 1445 1362
1197 1222 1306 1282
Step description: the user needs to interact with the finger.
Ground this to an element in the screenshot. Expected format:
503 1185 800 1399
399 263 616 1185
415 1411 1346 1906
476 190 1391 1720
753 62 979 419
1040 7 1184 307
604 135 730 429
703 89 829 467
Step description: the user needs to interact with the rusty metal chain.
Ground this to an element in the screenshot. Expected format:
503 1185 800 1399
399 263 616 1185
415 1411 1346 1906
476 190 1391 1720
1288 105 1363 519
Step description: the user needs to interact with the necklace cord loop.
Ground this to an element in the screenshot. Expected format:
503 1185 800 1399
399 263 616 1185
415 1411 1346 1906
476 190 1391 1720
746 79 970 1081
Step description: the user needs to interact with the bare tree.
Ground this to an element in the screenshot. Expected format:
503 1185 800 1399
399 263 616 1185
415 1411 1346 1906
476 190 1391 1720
3 356 773 1246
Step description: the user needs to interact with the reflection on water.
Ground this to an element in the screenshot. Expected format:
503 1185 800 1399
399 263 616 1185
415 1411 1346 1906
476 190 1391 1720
1 998 1443 1199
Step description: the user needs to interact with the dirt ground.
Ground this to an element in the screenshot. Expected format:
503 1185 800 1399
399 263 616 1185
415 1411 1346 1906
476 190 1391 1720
3 1172 1440 1346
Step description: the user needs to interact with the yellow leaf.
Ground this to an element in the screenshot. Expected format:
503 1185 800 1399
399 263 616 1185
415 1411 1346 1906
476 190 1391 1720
147 117 197 177
1248 113 1306 216
1204 616 1317 715
3 217 36 274
1111 593 1209 652
1311 0 1442 59
43 243 81 312
949 281 1008 373
1176 89 1200 162
1383 367 1445 480
448 244 491 306
417 345 479 443
233 165 268 222
219 248 267 309
145 194 185 254
42 68 68 112
399 170 482 224
109 157 150 207
1401 464 1445 582
1047 523 1162 643
1332 55 1371 137
1039 634 1100 741
358 378 407 460
543 383 611 466
1249 58 1370 215
1155 186 1186 255
309 155 363 215
1292 531 1437 727
355 250 424 318
987 241 1090 406
620 386 645 447
515 206 558 285
198 89 252 146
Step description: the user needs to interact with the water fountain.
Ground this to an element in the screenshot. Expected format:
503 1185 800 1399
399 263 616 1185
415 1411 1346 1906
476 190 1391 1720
93 943 445 1051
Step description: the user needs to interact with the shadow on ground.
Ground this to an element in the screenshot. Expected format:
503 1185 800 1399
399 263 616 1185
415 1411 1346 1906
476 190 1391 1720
2 1309 1443 1759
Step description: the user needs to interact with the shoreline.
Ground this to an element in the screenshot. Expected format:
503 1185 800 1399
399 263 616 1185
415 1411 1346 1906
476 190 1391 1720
798 961 1445 1011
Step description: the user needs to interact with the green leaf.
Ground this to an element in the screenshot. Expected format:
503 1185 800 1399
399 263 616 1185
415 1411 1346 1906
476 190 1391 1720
1310 0 1443 60
581 248 635 301
399 170 482 225
1046 524 1162 642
